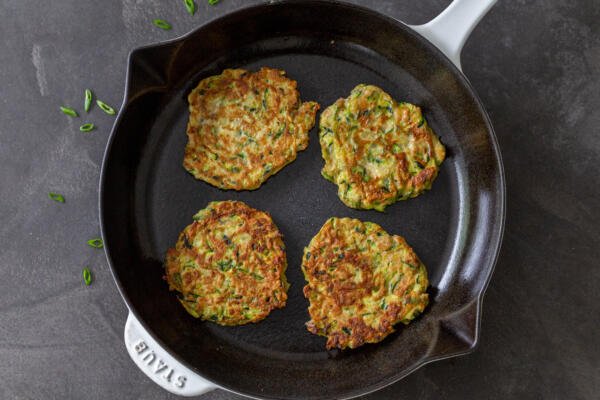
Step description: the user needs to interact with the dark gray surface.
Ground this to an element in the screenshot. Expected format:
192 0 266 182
0 0 597 399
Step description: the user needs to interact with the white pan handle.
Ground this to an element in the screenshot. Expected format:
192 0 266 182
408 0 497 70
124 312 217 397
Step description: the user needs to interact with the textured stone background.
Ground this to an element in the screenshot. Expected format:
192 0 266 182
1 1 598 399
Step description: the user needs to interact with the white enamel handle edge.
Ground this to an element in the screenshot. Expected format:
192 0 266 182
124 312 217 397
408 0 497 70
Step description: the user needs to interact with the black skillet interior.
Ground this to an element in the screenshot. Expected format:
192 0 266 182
100 2 505 399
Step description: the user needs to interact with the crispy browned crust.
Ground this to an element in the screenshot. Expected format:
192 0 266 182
184 67 319 190
164 201 288 325
301 217 429 349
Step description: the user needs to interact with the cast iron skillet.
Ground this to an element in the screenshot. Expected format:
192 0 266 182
100 1 505 399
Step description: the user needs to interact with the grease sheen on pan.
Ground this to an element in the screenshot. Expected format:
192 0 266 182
302 217 429 349
319 84 446 211
164 201 289 325
184 68 320 190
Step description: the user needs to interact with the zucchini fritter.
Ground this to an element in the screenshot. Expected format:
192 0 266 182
184 67 320 190
319 84 445 211
164 201 289 325
302 217 429 349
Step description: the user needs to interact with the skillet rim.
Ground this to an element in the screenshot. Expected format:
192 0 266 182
99 1 506 398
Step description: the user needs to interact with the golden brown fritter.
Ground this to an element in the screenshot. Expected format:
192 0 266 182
164 201 289 325
319 84 446 211
302 217 429 349
184 67 319 190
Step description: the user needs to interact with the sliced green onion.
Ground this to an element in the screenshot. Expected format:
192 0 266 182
96 100 116 115
208 0 220 5
87 238 104 248
251 272 264 281
84 89 93 112
83 267 93 286
79 123 95 132
60 106 78 117
184 0 196 15
153 19 172 30
48 192 65 203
